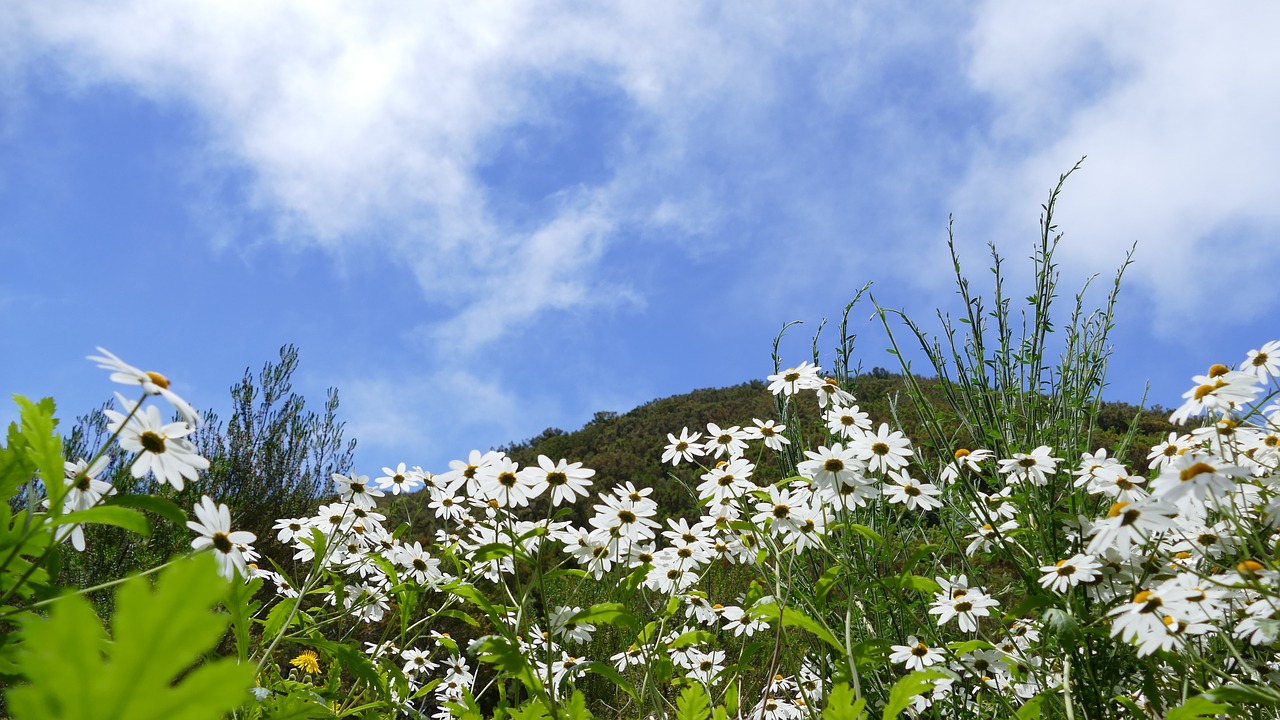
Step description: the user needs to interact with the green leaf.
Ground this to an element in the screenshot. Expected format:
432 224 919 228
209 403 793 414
570 602 639 631
677 683 711 720
508 701 551 720
308 637 382 690
565 690 592 720
542 568 587 583
434 608 480 628
881 670 947 720
1204 682 1280 706
225 577 263 661
6 553 254 720
444 581 504 623
104 494 189 528
263 596 300 641
814 566 842 605
1164 696 1229 720
753 603 843 652
580 661 639 702
53 506 150 537
14 396 63 512
0 418 37 501
945 639 995 655
846 523 885 547
823 683 866 720
897 575 941 594
471 542 516 563
250 693 333 719
664 594 681 617
723 682 739 716
472 636 543 693
1015 693 1046 719
899 544 939 575
668 630 714 649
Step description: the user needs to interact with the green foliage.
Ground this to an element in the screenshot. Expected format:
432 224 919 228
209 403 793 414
57 344 355 599
822 683 867 720
881 670 948 720
6 553 254 719
1163 696 1230 720
676 684 710 720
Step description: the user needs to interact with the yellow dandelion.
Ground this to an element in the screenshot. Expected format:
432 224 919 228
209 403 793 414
290 650 321 675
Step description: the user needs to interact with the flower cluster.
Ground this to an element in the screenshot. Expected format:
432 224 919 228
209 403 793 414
52 340 1280 719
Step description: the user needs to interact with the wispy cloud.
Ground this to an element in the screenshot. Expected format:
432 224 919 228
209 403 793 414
2 0 885 354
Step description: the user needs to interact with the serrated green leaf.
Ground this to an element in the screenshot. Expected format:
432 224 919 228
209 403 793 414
6 553 254 720
308 637 382 690
251 693 333 719
53 505 150 536
472 636 543 693
823 683 867 720
882 669 947 720
14 396 63 513
263 596 300 640
508 701 551 720
0 418 37 501
723 682 739 715
104 494 189 528
677 683 711 720
565 690 592 720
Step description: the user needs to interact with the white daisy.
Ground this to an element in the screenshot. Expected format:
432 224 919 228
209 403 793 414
187 495 257 581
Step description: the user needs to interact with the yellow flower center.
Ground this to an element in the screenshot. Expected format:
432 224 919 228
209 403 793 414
1237 559 1264 574
139 431 166 454
1179 462 1215 482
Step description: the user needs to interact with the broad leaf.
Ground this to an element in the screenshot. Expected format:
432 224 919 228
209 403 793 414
882 670 947 720
823 683 867 720
105 494 189 528
6 553 254 720
15 396 63 512
676 684 711 720
53 506 150 537
1165 696 1229 720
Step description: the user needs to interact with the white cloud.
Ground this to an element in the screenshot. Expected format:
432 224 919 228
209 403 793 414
3 0 880 354
956 1 1280 340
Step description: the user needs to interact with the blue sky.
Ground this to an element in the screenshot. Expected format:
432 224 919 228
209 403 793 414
2 2 1279 476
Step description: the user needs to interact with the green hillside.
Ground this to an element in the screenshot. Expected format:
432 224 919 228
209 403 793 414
393 369 1183 524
